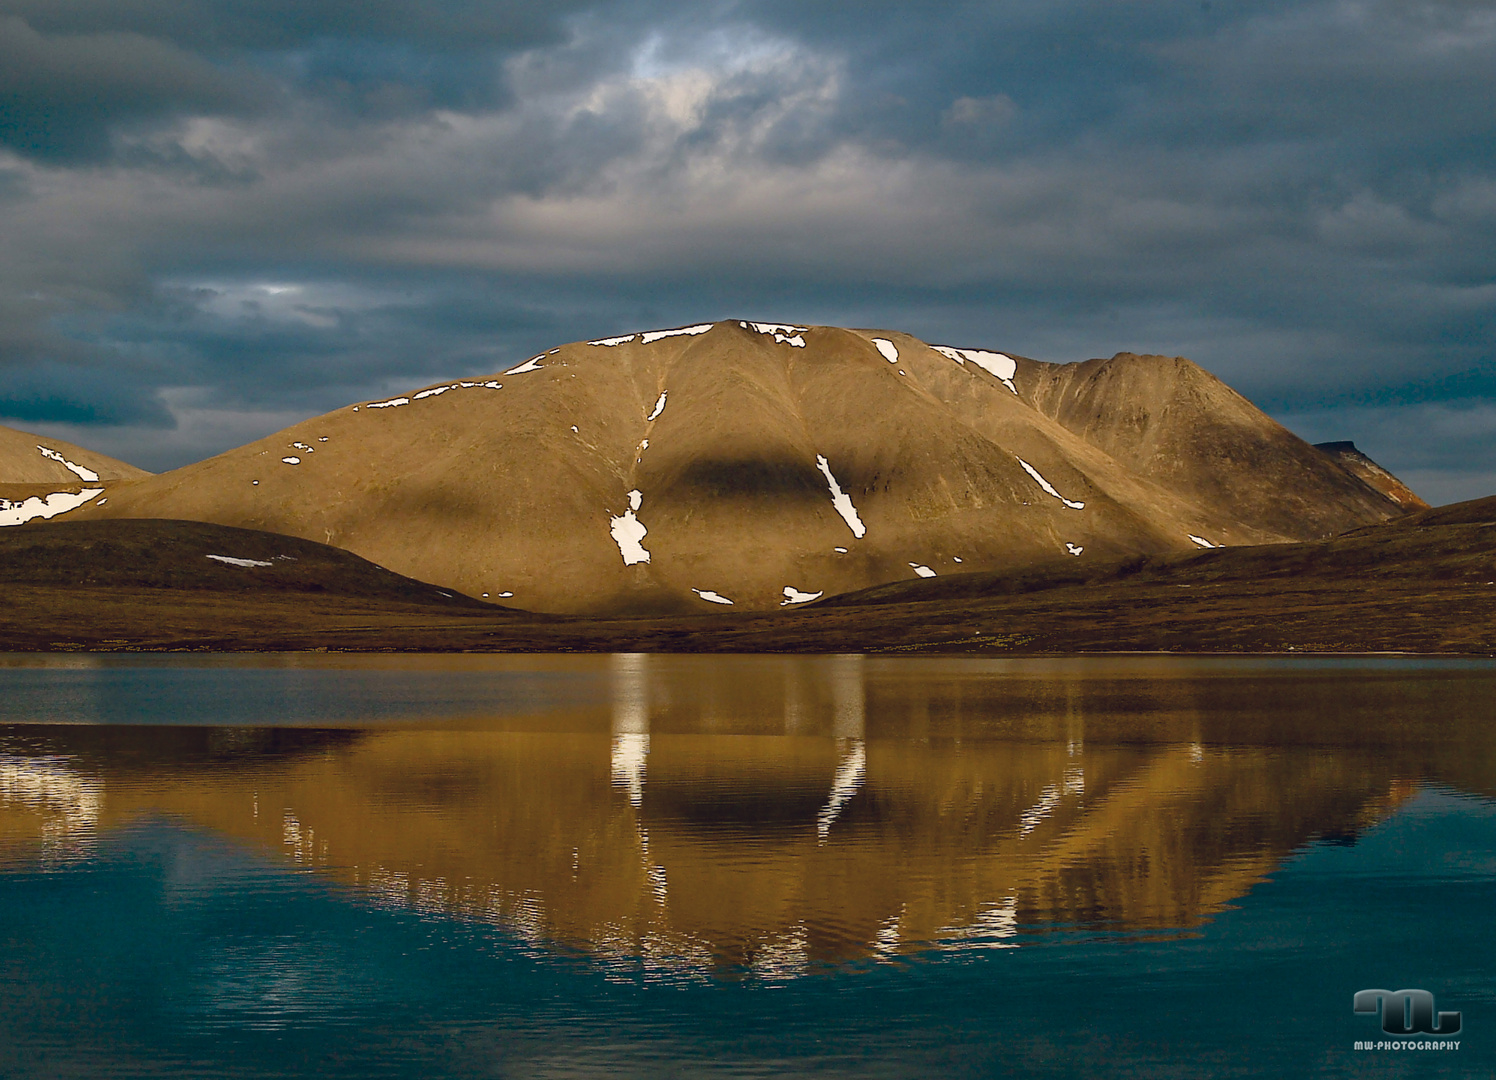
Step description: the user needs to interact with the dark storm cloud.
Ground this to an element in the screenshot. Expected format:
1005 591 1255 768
2 0 1493 498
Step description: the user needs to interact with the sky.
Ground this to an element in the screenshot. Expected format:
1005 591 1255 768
1 0 1493 503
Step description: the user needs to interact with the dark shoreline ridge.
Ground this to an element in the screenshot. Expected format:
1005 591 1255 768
3 497 1494 654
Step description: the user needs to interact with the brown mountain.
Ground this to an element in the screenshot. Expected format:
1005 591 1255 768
0 425 150 527
1314 441 1429 511
57 321 1411 614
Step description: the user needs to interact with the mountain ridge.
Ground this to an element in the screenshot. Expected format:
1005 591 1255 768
40 320 1410 615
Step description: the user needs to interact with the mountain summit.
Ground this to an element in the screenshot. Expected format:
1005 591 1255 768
65 321 1410 613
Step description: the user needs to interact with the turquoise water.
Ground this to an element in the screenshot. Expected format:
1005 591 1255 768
1 655 1492 1078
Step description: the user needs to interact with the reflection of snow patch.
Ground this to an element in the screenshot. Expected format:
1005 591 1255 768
1016 458 1085 509
610 732 649 808
909 563 936 578
281 456 300 465
641 324 713 344
646 391 668 421
781 587 822 605
872 338 898 363
36 446 99 482
1189 534 1218 548
503 356 544 374
1066 543 1084 556
610 490 651 565
934 346 1019 394
817 741 866 843
0 487 103 526
691 589 734 605
814 455 867 538
589 334 636 347
367 396 408 409
206 555 273 568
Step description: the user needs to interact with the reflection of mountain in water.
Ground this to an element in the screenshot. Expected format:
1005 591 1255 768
2 657 1492 976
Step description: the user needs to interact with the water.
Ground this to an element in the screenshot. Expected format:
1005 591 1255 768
0 654 1491 1078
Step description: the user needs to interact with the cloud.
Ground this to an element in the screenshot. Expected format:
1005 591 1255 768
0 0 1491 497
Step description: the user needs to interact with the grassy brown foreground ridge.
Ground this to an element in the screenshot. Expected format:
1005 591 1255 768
3 498 1494 654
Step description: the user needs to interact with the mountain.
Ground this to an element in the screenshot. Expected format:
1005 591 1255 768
1314 441 1429 511
59 321 1411 614
0 425 150 526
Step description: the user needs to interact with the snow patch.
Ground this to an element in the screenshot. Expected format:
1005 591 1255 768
414 386 450 400
953 556 963 563
36 446 99 483
639 439 649 451
743 322 808 347
0 487 104 527
934 346 1019 394
1016 458 1085 509
499 592 513 598
872 338 899 363
589 334 636 347
483 381 501 389
610 490 651 565
503 357 544 374
367 396 408 409
1189 535 1218 548
281 456 300 465
909 563 936 578
646 391 668 421
641 324 713 344
1066 543 1084 556
206 555 274 568
781 587 823 605
834 546 848 553
692 589 734 605
815 455 867 538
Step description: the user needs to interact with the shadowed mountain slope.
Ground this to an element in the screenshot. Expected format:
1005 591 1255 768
61 321 1410 615
0 519 490 607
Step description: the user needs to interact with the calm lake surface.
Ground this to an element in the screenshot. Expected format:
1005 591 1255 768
1 654 1492 1078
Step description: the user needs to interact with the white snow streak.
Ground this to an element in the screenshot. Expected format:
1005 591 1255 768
872 338 899 363
934 346 1019 394
366 396 409 409
814 455 867 538
281 456 301 465
1189 535 1218 548
691 589 734 605
414 386 450 400
1066 543 1084 556
834 546 848 553
641 324 713 344
589 334 636 347
503 357 544 374
499 591 513 598
610 490 651 565
206 555 274 568
1016 458 1085 509
781 587 823 605
36 446 99 482
0 487 103 526
646 391 668 421
909 563 936 578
